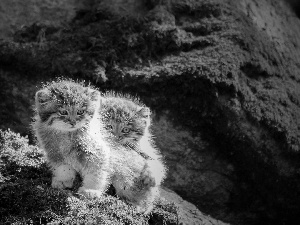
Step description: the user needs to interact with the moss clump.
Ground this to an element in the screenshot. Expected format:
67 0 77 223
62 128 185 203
0 129 178 224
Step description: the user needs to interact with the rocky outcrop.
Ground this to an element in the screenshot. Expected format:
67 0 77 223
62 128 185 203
0 0 300 224
0 0 95 39
160 187 229 225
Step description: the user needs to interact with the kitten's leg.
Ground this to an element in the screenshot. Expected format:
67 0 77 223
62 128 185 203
51 164 76 189
125 183 159 214
135 186 159 214
140 167 156 187
140 159 166 188
78 168 109 199
124 160 165 213
113 172 159 214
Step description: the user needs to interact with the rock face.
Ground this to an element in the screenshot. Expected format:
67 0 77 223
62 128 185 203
152 115 235 221
160 187 229 225
0 0 300 224
0 0 93 39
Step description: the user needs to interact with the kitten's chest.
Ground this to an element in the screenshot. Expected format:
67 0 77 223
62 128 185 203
58 131 95 156
42 130 76 152
50 132 75 154
54 132 86 169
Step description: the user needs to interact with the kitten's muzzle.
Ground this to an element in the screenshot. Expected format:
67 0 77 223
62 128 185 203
70 120 76 126
117 136 123 141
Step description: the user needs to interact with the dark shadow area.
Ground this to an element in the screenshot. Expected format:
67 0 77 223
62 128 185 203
287 0 300 18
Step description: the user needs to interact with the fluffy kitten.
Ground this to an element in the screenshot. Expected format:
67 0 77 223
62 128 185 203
33 81 164 213
100 92 161 160
100 92 167 212
32 81 111 198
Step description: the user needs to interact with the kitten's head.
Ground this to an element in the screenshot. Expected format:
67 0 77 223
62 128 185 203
35 81 100 131
101 97 150 147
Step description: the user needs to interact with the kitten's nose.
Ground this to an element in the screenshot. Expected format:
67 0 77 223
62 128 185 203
70 120 76 126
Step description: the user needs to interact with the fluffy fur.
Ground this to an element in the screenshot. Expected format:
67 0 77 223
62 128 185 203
109 143 160 214
100 92 161 160
33 81 165 213
33 81 111 198
100 91 167 212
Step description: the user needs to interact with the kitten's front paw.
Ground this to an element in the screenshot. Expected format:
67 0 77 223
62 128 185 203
51 164 76 189
78 187 103 199
52 177 74 189
140 169 156 188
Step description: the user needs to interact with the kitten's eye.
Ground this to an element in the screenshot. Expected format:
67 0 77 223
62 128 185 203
77 109 85 115
106 125 113 130
59 109 68 116
122 127 130 133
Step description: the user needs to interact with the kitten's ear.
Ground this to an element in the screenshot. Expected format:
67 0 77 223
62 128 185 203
136 107 151 118
35 89 51 104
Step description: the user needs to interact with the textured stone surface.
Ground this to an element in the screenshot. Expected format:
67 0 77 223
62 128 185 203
152 115 234 218
0 0 93 39
160 187 229 225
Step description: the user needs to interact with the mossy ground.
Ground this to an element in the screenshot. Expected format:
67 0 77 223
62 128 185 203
0 129 178 225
